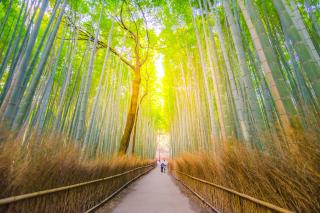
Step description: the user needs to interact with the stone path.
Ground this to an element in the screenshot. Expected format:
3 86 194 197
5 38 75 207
103 166 202 213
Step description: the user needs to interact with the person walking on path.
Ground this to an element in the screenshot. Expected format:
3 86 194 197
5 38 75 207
160 161 165 173
160 160 167 173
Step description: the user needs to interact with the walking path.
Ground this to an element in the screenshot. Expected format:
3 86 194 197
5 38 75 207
106 166 202 213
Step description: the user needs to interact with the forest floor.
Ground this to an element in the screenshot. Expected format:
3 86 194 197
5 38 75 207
96 166 211 213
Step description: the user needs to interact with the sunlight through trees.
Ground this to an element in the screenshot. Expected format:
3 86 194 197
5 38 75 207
0 0 319 211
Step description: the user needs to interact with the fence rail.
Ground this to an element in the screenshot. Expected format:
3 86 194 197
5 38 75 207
174 170 293 213
0 164 154 206
85 166 153 213
172 172 221 213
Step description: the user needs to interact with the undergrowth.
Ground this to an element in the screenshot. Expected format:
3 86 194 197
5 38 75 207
0 131 153 212
171 129 320 212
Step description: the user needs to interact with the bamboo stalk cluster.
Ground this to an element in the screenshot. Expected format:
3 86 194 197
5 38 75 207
168 0 320 156
0 0 157 158
166 1 319 211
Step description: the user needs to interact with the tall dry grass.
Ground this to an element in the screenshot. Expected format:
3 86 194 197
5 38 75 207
0 130 154 212
171 129 320 212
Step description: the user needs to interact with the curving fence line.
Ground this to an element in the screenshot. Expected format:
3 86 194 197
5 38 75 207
0 163 155 212
172 170 293 213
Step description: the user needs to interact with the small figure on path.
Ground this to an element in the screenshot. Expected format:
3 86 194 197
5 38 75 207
160 160 167 173
160 161 164 173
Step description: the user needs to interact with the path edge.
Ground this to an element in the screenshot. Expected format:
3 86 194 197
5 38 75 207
85 166 155 213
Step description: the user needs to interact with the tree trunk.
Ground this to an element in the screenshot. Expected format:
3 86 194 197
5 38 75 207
118 69 141 154
131 111 139 155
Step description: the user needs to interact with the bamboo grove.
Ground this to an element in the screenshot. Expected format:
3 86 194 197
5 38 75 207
165 0 320 156
0 0 319 211
0 0 159 159
0 0 319 161
0 0 319 162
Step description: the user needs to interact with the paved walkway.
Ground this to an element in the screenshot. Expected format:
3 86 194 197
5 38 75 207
108 167 201 213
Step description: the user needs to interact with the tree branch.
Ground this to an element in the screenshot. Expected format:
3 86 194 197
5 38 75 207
137 2 150 66
97 40 135 70
118 1 138 42
63 16 135 70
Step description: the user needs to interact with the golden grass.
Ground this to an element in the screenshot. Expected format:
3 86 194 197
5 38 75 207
170 129 320 212
0 131 154 213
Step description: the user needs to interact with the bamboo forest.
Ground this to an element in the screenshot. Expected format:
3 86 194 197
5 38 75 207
0 0 319 212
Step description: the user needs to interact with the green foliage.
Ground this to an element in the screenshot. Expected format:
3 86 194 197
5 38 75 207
0 0 319 157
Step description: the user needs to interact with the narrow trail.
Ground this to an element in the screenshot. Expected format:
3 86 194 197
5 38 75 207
98 167 203 213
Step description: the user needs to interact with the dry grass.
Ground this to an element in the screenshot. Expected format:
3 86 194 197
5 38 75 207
171 129 320 212
0 131 154 213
